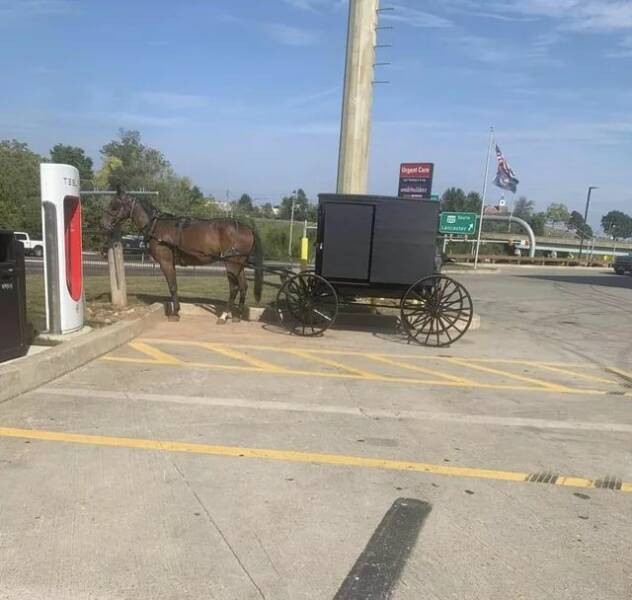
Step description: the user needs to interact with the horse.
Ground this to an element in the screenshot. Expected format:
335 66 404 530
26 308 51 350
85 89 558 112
101 191 263 323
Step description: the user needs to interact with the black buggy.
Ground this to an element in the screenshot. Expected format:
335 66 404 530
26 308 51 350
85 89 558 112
275 194 474 347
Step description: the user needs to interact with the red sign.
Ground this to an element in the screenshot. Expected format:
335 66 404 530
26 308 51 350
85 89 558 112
400 163 433 178
398 162 434 199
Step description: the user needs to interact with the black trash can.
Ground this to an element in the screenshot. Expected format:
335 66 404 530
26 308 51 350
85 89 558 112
0 230 29 363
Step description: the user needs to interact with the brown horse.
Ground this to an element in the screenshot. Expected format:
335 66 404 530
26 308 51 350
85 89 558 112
101 191 263 323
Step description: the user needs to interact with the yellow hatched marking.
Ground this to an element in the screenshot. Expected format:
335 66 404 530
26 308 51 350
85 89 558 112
531 364 618 386
99 354 623 397
127 341 182 365
200 343 283 372
369 354 477 385
0 426 629 493
284 349 382 379
447 357 571 392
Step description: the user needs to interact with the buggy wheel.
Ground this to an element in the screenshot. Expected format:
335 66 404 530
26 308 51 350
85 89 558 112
276 272 338 337
400 275 473 347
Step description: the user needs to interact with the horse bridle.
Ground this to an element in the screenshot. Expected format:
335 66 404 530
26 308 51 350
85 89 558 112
104 196 136 230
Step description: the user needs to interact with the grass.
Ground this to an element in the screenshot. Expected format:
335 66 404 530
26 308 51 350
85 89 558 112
26 272 280 334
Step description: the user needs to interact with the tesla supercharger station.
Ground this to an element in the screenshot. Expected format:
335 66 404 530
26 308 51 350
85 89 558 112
40 163 84 334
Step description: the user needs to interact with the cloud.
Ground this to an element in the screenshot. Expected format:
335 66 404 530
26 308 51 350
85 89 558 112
134 92 209 110
286 86 340 108
607 34 632 57
262 23 321 46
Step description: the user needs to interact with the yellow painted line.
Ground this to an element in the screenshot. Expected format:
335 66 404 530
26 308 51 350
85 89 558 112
128 341 183 365
200 343 283 372
1 426 628 493
368 354 477 385
531 363 618 386
138 339 607 372
100 354 626 398
447 357 572 392
284 349 383 380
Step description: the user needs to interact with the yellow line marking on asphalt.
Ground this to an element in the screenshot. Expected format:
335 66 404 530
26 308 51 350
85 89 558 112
139 339 610 373
368 354 477 385
531 364 618 385
200 343 283 372
284 349 382 379
127 341 183 365
0 426 628 493
447 357 572 392
101 353 627 397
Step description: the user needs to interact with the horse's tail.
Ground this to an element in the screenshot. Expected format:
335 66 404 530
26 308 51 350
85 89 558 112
252 228 264 303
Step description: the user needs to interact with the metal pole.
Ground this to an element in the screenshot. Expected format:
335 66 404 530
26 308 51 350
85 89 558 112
288 192 296 261
474 127 494 269
578 186 597 261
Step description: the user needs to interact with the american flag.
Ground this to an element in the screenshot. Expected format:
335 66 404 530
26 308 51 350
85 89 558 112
493 145 519 193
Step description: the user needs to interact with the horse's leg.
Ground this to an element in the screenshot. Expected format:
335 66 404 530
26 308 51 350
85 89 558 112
237 266 248 322
218 262 239 324
153 243 180 319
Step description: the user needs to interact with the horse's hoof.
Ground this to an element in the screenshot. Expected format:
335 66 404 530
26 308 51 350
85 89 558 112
216 318 227 325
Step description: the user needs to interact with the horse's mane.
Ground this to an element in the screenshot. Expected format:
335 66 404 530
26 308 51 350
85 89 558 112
133 194 246 225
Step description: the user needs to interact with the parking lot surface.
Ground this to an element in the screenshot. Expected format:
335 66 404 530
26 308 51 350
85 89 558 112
1 268 631 599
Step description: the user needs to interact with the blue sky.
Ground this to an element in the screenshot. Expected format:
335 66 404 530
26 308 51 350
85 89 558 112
1 0 631 225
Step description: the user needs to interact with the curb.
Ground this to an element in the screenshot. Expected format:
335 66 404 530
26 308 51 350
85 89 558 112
0 303 165 404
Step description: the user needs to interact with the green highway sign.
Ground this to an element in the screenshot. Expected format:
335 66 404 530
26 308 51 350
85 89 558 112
439 212 478 235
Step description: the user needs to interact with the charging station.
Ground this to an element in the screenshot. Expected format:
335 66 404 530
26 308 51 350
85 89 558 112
40 163 84 334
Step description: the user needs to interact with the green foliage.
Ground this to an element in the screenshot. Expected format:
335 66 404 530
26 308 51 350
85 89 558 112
512 196 534 220
50 144 94 185
0 140 43 235
99 129 171 189
278 188 317 221
528 212 547 236
440 188 481 213
545 202 570 226
568 210 593 238
601 210 632 239
237 193 254 213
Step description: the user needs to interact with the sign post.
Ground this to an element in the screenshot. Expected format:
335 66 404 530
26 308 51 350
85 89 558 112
398 163 434 199
439 212 478 235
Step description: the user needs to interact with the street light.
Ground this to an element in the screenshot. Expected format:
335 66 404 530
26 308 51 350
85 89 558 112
578 186 598 261
288 190 297 262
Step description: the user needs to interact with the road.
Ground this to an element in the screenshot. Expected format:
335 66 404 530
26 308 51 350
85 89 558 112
1 268 631 599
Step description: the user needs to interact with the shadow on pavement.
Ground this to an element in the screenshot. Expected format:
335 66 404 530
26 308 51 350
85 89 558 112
517 273 632 289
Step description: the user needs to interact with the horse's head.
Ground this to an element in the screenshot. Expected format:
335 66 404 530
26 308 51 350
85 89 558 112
102 188 134 231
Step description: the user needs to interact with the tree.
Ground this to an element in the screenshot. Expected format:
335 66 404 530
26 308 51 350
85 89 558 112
528 212 547 237
601 210 632 240
512 196 534 220
237 193 254 213
50 144 94 186
568 210 593 238
100 129 170 190
440 188 481 213
545 203 570 228
278 189 316 221
0 140 43 234
260 202 276 219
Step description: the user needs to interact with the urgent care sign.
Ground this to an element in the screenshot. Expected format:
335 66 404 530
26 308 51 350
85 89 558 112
398 163 434 199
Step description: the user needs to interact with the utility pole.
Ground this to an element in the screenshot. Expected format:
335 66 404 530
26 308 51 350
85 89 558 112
288 190 297 262
578 186 598 261
336 0 380 194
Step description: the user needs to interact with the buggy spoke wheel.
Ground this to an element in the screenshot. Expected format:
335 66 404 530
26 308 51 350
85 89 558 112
400 275 473 347
276 272 338 337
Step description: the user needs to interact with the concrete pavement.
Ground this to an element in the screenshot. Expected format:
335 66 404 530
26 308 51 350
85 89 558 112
1 268 631 599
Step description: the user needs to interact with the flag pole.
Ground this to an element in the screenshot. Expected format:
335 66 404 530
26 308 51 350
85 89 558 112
474 127 494 269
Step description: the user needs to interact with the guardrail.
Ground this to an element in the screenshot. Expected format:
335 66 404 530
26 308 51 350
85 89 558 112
449 254 612 267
